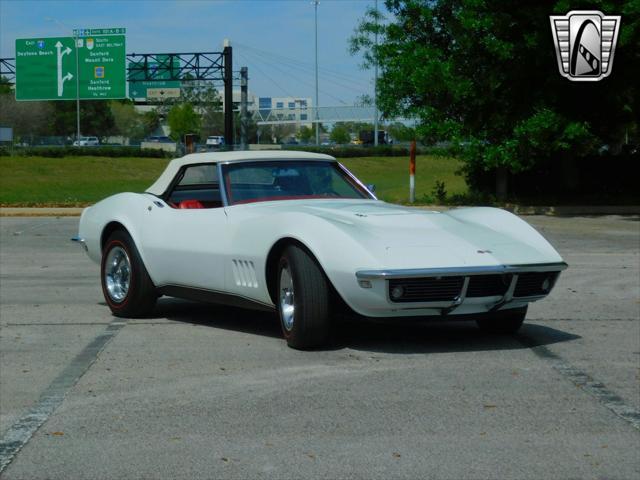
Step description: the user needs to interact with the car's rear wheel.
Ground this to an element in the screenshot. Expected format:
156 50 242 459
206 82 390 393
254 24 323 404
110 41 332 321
277 245 331 349
101 230 156 318
476 306 527 334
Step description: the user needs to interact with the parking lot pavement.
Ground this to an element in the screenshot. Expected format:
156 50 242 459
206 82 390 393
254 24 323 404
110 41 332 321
0 215 638 479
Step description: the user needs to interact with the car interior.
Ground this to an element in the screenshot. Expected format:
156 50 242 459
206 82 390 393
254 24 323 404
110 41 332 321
164 164 223 209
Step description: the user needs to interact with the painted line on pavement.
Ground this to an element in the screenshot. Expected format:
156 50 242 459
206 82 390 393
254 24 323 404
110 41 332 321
517 333 640 432
0 320 126 473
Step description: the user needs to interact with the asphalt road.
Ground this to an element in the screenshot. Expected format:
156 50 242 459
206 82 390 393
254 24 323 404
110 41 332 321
0 215 638 479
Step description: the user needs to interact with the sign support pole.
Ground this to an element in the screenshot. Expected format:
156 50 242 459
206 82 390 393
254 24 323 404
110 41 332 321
240 67 248 151
73 30 80 145
223 41 233 150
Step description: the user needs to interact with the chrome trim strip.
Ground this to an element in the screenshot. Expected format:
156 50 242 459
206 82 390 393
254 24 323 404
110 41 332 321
217 162 230 207
456 277 470 305
489 274 519 312
356 262 568 280
443 276 470 315
337 162 378 200
505 274 518 302
157 283 275 312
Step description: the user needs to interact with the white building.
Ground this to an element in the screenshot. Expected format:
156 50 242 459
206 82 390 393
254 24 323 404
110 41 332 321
256 96 313 128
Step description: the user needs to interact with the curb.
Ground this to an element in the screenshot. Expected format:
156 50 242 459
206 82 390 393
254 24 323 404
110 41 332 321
1 205 639 217
0 208 85 217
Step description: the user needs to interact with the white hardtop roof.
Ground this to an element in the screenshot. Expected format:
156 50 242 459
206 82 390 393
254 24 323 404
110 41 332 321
146 150 336 195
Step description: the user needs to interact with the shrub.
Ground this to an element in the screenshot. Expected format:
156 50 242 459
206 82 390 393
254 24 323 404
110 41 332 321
0 146 170 158
286 145 410 158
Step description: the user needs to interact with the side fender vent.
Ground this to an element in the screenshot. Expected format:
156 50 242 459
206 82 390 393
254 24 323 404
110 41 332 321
232 259 258 288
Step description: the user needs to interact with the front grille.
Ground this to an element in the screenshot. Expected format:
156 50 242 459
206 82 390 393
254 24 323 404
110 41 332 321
514 272 558 297
467 274 511 297
388 276 464 303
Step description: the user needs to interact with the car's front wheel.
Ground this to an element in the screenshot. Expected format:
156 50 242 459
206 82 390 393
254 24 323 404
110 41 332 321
101 230 157 318
277 245 331 349
476 306 527 334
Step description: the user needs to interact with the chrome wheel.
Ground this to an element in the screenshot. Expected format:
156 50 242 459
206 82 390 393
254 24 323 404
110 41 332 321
104 246 131 303
279 264 295 331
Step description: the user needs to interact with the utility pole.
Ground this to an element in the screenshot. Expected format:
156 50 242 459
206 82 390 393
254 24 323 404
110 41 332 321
223 39 234 150
373 0 379 147
313 0 320 146
240 67 248 151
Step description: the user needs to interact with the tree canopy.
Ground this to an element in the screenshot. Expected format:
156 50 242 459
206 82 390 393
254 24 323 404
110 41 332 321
330 125 351 144
351 0 639 183
167 103 201 142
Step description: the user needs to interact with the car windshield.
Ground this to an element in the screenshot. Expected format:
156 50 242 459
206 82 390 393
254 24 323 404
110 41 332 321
222 160 373 205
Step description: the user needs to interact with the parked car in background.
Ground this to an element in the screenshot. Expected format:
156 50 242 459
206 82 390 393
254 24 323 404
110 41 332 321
206 136 225 148
73 136 100 146
145 136 173 143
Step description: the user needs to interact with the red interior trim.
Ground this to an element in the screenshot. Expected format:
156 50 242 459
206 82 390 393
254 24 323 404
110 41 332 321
178 199 205 209
232 195 335 205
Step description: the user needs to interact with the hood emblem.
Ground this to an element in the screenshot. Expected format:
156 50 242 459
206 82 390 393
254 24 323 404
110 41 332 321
477 249 493 254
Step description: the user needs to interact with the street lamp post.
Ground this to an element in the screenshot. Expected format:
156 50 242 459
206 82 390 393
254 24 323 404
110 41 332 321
73 30 81 144
313 0 320 146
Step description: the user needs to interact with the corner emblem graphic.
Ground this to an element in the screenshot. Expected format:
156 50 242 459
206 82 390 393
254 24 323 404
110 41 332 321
550 10 621 81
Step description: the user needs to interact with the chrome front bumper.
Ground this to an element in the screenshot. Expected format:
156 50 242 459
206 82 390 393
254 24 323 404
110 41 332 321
355 262 568 315
356 262 569 280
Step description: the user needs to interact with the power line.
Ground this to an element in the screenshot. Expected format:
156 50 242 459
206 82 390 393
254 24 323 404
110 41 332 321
239 47 350 105
242 47 370 95
235 41 370 87
236 51 296 98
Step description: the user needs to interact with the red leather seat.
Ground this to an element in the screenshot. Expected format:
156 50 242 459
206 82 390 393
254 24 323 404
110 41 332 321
178 199 205 209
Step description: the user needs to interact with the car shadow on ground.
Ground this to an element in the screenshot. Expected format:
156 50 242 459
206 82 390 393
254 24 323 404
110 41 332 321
152 298 580 355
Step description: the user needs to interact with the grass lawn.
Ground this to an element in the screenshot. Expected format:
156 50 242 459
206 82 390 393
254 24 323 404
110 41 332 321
0 154 466 206
0 156 170 206
340 155 466 204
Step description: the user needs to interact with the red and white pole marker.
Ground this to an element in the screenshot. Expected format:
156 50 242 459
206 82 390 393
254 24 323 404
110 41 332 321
409 140 416 203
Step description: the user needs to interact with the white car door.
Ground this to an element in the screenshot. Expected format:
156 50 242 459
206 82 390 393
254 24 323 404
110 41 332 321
139 164 229 292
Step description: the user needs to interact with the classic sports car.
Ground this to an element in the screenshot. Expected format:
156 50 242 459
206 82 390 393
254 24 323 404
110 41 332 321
73 151 567 349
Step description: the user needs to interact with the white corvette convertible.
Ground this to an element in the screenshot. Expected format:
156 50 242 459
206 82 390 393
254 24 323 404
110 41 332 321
74 151 567 348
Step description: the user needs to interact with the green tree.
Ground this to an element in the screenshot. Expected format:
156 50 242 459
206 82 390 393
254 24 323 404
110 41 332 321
330 124 351 144
0 78 53 141
297 125 315 143
387 122 416 142
48 100 115 138
110 100 144 142
141 110 161 138
167 103 201 142
0 95 52 141
351 0 639 196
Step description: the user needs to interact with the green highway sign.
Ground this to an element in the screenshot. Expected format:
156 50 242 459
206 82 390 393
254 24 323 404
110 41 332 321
129 55 181 100
74 28 126 37
15 31 126 101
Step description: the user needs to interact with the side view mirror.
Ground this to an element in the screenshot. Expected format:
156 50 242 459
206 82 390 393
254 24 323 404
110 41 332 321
366 183 376 193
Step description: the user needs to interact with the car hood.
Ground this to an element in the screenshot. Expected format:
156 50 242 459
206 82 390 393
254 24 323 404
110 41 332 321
241 199 560 268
